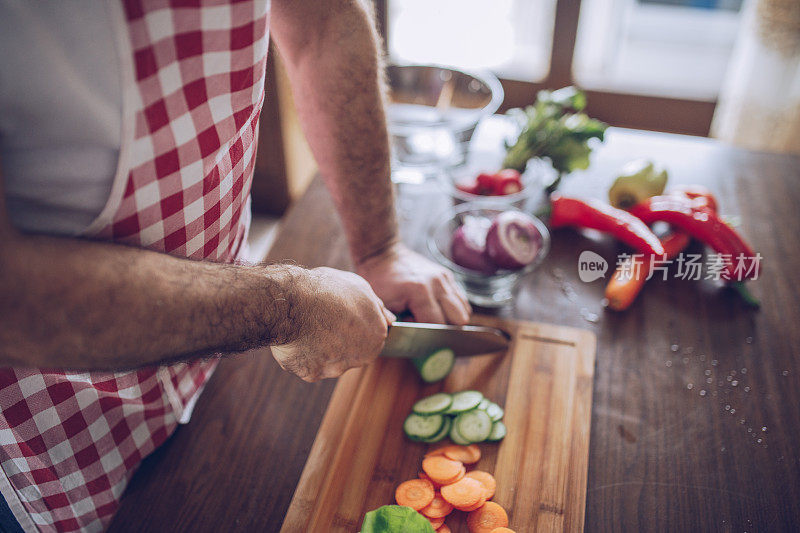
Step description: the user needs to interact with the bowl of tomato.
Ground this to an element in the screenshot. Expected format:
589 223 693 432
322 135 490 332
439 151 543 209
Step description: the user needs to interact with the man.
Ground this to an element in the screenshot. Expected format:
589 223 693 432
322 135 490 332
0 0 471 530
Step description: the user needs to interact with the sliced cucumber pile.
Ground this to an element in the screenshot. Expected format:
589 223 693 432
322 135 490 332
412 348 455 383
403 390 507 444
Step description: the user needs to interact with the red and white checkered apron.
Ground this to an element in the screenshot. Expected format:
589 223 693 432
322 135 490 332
0 1 269 531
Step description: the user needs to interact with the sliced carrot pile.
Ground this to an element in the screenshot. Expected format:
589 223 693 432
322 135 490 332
442 444 481 464
467 501 509 533
466 470 496 500
420 492 454 518
390 436 514 531
427 515 445 529
418 471 441 488
394 478 434 511
422 455 464 485
440 477 484 510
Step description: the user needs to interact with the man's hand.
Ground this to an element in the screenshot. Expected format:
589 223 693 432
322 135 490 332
357 243 471 325
271 267 395 382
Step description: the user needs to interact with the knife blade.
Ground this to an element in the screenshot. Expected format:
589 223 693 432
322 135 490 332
380 322 511 359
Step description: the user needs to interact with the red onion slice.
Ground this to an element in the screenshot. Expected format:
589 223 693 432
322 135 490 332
485 211 541 270
451 216 497 274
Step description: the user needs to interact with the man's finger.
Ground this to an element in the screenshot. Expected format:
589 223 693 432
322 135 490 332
438 291 470 325
381 306 397 325
444 273 472 314
408 289 446 324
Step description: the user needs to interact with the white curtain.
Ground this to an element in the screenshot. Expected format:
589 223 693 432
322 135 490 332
712 0 800 155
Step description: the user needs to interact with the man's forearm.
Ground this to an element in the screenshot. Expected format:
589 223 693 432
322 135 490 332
271 0 398 264
0 233 300 370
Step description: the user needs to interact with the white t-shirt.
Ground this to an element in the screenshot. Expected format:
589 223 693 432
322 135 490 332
0 1 121 236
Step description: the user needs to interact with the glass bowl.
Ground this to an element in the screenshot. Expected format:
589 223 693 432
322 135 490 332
428 202 550 307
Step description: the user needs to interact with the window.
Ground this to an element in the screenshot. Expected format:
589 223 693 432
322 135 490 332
378 0 743 134
388 0 557 82
573 0 744 100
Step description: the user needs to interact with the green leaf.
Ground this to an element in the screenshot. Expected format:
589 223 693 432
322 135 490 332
360 505 435 533
502 86 607 186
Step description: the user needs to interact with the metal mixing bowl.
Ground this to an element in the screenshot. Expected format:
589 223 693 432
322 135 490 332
386 64 504 175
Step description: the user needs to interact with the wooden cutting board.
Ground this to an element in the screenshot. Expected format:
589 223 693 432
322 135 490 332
281 317 596 533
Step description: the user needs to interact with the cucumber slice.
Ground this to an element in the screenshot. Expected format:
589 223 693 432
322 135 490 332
422 417 452 443
445 390 484 414
485 402 504 422
413 348 455 383
477 398 490 411
487 420 507 442
412 393 453 415
449 418 472 445
454 409 492 443
403 413 444 441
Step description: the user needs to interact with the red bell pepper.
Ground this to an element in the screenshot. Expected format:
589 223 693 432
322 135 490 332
549 194 665 256
629 194 759 281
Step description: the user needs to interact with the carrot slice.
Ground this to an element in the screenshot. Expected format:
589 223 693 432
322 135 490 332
428 516 445 529
438 524 452 533
467 501 509 533
465 470 496 500
437 464 465 485
394 479 435 511
457 494 487 512
418 471 441 488
425 445 451 457
443 444 481 464
420 492 454 518
440 477 484 509
489 528 515 533
422 456 464 485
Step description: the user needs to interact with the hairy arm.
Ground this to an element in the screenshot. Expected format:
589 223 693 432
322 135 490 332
270 0 396 264
270 0 471 324
0 166 304 370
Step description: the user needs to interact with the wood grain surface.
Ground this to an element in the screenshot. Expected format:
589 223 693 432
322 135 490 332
280 319 595 533
110 127 800 532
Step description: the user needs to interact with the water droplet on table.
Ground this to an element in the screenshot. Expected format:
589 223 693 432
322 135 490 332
682 357 689 364
748 427 753 433
740 418 746 424
744 386 750 392
782 370 789 376
746 336 753 344
727 375 733 382
720 447 726 452
670 344 679 352
704 369 712 376
725 404 730 410
711 359 718 366
729 408 735 414
580 308 599 323
665 360 673 368
741 368 747 374
699 390 707 396
699 354 706 362
687 383 694 390
706 378 713 384
757 438 762 444
762 426 767 432
732 380 739 387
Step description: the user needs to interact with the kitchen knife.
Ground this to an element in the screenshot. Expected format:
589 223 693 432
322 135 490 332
380 322 511 359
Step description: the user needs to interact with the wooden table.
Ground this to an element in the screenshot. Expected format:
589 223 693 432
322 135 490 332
110 127 800 532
